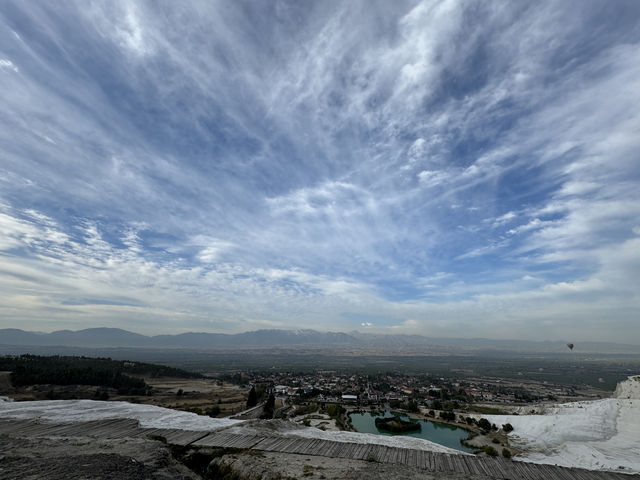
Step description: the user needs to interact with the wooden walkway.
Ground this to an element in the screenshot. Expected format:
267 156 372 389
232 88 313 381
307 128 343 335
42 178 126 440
1 419 636 480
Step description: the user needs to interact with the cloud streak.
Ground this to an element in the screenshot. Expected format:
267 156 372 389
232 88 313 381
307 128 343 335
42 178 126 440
0 1 639 342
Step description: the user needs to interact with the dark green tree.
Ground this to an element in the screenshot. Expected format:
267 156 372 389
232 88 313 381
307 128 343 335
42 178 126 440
478 418 491 432
246 385 258 408
261 392 276 419
406 400 419 413
484 446 498 457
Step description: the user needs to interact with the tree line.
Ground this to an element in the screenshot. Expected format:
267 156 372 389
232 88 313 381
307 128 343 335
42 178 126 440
0 355 202 395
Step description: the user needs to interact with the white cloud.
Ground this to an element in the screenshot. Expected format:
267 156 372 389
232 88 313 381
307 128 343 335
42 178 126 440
0 58 19 73
0 2 639 341
492 211 517 227
417 170 450 187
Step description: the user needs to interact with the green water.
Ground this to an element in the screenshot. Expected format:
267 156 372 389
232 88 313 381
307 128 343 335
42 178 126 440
349 411 474 453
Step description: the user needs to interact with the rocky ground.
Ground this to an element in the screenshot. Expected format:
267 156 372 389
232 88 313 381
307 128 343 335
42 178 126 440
0 435 200 480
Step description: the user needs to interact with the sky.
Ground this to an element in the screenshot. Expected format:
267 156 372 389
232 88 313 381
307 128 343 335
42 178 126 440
1 1 639 343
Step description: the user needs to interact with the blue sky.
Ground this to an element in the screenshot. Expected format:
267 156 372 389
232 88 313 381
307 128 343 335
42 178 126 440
1 1 639 342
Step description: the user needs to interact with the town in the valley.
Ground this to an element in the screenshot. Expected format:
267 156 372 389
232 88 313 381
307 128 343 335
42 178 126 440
234 368 605 427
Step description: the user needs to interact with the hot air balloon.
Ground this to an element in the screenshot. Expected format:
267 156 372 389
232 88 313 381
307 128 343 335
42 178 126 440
567 343 574 351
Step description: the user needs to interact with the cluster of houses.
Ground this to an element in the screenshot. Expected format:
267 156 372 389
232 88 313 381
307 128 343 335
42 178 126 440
247 371 558 406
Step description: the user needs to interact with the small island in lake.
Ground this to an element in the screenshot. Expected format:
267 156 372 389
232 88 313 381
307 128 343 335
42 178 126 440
374 416 421 433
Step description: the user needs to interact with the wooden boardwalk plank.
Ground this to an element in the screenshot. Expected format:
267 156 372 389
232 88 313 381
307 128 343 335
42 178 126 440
512 461 534 480
331 441 348 458
559 465 580 480
314 440 333 457
399 448 408 466
23 422 69 436
298 438 321 455
475 457 492 476
81 419 135 436
446 454 457 473
467 456 484 476
391 447 402 464
569 469 590 480
369 444 383 463
273 437 299 452
354 443 368 460
420 450 431 470
192 432 238 447
565 465 586 480
329 441 346 458
407 448 417 467
163 430 209 446
426 451 435 471
255 435 284 450
382 446 395 464
381 447 393 463
30 423 74 436
488 458 506 479
580 470 601 480
6 421 59 436
455 455 471 475
315 438 333 455
303 438 320 452
355 443 368 460
60 422 112 436
289 438 312 454
221 434 245 448
236 435 264 449
348 442 362 459
380 445 391 463
335 442 355 458
361 444 376 461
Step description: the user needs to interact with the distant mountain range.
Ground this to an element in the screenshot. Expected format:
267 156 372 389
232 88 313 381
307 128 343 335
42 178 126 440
0 327 637 353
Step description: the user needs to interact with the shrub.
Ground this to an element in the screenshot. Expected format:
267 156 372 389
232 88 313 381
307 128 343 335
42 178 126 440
502 448 512 458
502 423 514 433
405 400 419 413
439 411 455 421
94 389 109 401
478 418 491 431
484 446 498 457
205 405 221 417
246 386 258 408
326 404 345 419
260 393 276 419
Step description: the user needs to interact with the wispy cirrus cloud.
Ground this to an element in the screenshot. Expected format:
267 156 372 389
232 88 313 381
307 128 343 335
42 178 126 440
0 1 639 342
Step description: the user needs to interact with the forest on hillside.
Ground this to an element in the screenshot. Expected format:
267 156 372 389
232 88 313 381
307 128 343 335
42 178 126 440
0 355 203 395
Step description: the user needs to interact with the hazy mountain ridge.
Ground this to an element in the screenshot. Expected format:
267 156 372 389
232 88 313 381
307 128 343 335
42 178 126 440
0 328 637 353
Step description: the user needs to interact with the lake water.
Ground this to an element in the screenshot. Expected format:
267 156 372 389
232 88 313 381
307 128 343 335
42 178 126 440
349 411 474 453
